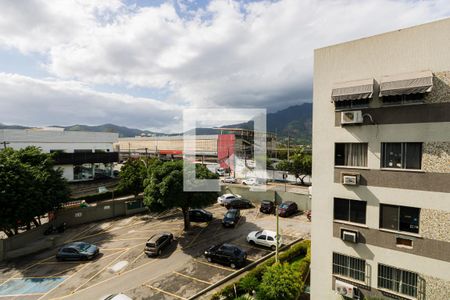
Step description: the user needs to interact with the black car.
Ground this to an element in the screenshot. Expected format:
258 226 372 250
144 232 173 256
260 200 275 214
225 199 252 209
204 243 247 269
56 242 99 261
278 201 298 217
189 209 213 222
222 209 240 227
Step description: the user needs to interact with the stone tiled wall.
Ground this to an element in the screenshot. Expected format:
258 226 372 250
423 275 450 300
420 208 450 243
425 71 450 104
422 142 450 173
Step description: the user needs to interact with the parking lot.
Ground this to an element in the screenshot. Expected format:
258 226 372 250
0 202 310 300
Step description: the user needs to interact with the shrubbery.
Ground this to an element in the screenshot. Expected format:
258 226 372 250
212 240 311 300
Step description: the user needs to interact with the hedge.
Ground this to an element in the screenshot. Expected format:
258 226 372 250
211 240 311 300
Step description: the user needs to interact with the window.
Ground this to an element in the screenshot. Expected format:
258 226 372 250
382 93 425 106
334 198 366 224
380 204 420 234
335 143 368 167
378 264 418 298
381 143 422 169
332 253 366 282
335 98 370 110
50 149 65 153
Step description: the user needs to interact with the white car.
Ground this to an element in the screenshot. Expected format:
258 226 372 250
246 230 282 251
222 176 237 184
101 294 133 300
217 193 242 205
242 178 258 185
216 168 226 176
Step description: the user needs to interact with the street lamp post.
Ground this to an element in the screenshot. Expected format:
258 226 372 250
275 203 279 263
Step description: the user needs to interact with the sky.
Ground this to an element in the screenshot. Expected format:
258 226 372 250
1 0 450 133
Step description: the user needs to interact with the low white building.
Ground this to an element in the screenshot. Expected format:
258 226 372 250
0 128 119 181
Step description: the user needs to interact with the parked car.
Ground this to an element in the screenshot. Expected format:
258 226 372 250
217 193 242 205
189 209 213 222
101 294 133 300
216 168 226 176
56 242 99 261
204 243 247 269
222 209 240 227
225 198 252 209
259 200 275 214
278 201 298 217
242 178 258 185
246 230 282 251
144 232 173 256
222 176 237 184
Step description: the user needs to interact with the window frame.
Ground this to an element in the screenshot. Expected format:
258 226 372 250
334 98 371 111
335 143 369 167
333 198 367 225
332 252 366 283
381 93 425 106
379 204 420 234
378 264 418 298
381 142 422 170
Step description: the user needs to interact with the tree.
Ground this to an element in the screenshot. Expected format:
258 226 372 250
0 147 70 236
117 158 158 198
256 263 304 300
143 160 218 230
277 148 312 185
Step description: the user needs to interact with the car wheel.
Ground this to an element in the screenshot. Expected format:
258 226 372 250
207 257 212 262
271 245 276 251
249 240 255 246
230 263 237 269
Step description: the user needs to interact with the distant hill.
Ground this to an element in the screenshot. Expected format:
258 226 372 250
57 124 162 138
0 123 31 130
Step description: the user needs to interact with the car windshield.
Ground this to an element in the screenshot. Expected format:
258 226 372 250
255 231 262 237
146 242 155 247
225 212 235 218
75 243 90 251
233 248 242 255
280 203 289 209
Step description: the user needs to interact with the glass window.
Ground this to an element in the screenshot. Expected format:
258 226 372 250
382 93 425 106
332 252 366 282
381 143 422 170
380 204 420 233
334 198 366 224
335 98 370 110
378 264 418 297
335 143 368 167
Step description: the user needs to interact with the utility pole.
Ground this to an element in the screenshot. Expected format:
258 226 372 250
1 141 10 149
275 202 280 263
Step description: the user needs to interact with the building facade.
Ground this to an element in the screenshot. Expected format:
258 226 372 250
312 19 450 299
0 128 119 181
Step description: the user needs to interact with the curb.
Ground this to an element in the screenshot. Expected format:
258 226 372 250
188 236 305 300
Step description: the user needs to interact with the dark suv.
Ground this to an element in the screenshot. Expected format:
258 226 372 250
278 201 298 217
189 209 213 222
260 200 275 214
144 232 173 256
222 209 240 227
225 199 252 209
204 243 247 269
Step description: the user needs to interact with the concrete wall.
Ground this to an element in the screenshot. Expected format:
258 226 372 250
0 195 147 261
221 185 311 210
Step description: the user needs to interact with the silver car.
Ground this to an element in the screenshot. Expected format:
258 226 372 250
217 193 242 205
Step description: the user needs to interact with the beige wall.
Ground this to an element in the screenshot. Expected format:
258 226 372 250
312 18 450 300
117 136 218 153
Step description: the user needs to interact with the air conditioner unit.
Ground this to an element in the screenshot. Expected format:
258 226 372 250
341 229 358 243
335 280 356 298
341 110 363 125
342 174 358 185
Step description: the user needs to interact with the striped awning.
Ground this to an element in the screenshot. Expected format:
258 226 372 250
331 78 374 102
379 70 433 97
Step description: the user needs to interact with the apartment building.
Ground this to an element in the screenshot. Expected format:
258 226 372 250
312 19 450 299
0 128 119 181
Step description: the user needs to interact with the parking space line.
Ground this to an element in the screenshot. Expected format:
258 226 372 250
0 255 55 288
173 271 212 285
253 208 260 220
64 223 97 243
126 252 145 270
184 222 211 249
11 275 70 279
193 260 234 272
71 249 129 293
66 220 146 242
0 293 45 298
109 237 148 242
37 259 91 300
143 284 187 300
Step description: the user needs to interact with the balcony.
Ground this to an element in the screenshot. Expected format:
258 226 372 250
53 152 119 165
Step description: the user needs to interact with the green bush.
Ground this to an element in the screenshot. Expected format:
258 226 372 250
256 263 304 300
213 240 311 300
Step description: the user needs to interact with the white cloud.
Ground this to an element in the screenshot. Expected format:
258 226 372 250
1 0 450 123
0 73 182 132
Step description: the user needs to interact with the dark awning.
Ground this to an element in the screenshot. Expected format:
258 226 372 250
331 78 374 102
379 70 433 97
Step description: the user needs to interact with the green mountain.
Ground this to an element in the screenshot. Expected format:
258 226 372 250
58 124 162 138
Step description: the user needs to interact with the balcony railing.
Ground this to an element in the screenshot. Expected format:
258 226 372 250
53 152 119 165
